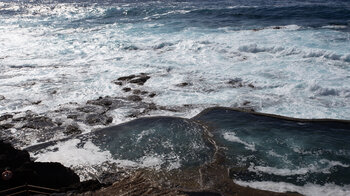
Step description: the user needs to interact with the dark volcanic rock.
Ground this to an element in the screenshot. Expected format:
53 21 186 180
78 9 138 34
85 114 113 126
0 140 30 169
273 26 282 29
122 87 131 92
132 89 141 95
0 114 13 121
22 116 55 129
0 95 5 100
14 162 80 188
32 100 42 105
129 75 150 85
176 82 191 87
113 81 123 86
228 78 244 87
113 73 151 86
117 74 136 81
127 95 142 102
149 93 156 98
0 140 80 190
86 96 113 107
64 124 82 136
140 91 148 95
0 123 14 130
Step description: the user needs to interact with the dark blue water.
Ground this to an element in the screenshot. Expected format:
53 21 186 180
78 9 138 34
1 0 350 30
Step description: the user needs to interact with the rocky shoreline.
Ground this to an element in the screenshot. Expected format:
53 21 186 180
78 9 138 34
1 140 302 196
0 73 255 148
2 73 348 195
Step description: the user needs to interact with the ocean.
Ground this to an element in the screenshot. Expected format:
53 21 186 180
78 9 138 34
1 0 350 195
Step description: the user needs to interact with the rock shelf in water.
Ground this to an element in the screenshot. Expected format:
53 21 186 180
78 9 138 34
20 107 350 195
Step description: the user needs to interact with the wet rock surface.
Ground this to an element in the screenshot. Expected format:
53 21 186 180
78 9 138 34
176 82 191 87
113 73 151 86
64 124 82 136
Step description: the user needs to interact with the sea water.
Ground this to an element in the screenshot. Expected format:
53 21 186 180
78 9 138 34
0 0 349 119
1 0 350 195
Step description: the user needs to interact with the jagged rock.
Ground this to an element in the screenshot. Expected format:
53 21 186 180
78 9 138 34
0 140 80 190
0 114 13 121
122 87 131 92
273 26 282 29
0 123 14 130
113 73 150 86
129 75 150 85
149 93 156 98
176 82 191 87
127 95 142 102
86 97 113 107
64 124 82 136
140 91 148 95
132 89 141 95
0 140 30 169
32 100 42 105
22 116 55 129
117 74 136 81
113 81 123 86
85 114 113 126
77 105 104 113
228 78 243 87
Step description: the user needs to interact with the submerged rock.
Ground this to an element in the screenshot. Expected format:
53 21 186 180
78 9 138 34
227 78 255 88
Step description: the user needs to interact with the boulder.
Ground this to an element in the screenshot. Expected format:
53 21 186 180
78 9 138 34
129 75 150 85
0 140 80 190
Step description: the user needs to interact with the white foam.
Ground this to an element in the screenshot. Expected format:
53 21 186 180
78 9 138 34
223 132 256 151
234 180 350 196
32 139 114 168
31 138 183 179
321 25 348 29
248 159 349 176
